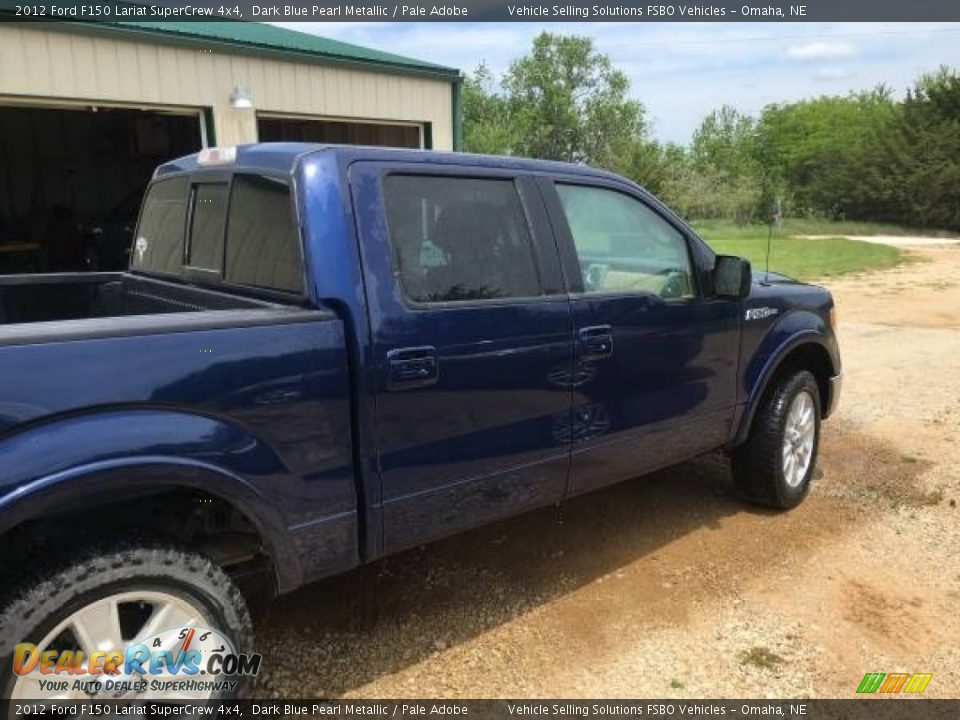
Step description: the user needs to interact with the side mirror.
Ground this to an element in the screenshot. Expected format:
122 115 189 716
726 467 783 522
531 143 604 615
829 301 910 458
713 255 752 299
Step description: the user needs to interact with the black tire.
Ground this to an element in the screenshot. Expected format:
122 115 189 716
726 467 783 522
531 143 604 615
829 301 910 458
0 540 253 700
731 369 821 509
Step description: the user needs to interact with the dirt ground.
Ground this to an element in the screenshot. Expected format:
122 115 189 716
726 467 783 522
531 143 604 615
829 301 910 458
254 244 960 699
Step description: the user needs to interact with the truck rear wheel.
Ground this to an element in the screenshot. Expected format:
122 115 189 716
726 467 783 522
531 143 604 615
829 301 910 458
0 541 252 701
732 369 821 509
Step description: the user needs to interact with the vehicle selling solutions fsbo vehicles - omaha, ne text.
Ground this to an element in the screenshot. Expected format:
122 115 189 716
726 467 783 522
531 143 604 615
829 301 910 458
0 143 841 698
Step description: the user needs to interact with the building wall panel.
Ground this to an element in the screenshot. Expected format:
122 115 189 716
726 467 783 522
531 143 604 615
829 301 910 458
0 25 454 149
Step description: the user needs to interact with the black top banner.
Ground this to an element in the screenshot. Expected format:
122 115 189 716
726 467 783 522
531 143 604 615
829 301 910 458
2 0 960 21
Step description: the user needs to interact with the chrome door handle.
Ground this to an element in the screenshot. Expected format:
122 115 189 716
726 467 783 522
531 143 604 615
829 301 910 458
578 325 613 360
387 346 438 390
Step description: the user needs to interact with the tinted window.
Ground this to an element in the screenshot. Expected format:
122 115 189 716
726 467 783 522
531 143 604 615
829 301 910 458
383 175 542 303
132 177 188 274
557 184 695 299
187 184 228 271
225 175 303 294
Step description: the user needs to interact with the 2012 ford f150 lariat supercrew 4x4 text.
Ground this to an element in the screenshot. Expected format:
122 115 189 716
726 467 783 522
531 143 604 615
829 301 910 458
0 144 840 698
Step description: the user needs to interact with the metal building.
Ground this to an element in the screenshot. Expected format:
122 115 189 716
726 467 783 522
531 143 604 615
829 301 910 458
0 20 461 272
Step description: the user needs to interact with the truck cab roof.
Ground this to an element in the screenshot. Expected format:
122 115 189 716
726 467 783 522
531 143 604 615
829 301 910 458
154 143 630 184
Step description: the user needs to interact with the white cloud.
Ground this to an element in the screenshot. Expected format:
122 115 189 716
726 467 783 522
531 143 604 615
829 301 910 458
786 41 857 61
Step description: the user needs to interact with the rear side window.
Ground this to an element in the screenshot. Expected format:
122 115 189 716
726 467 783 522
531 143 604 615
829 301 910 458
132 177 188 274
225 175 303 294
383 175 542 303
187 184 228 272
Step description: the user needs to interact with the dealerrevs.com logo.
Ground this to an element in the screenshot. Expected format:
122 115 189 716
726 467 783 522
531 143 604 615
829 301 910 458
14 625 261 699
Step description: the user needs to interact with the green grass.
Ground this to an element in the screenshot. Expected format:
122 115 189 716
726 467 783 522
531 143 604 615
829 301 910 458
695 217 957 238
776 218 957 238
692 220 907 281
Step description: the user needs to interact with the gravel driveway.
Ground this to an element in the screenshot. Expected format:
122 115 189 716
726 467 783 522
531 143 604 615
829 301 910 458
254 244 960 699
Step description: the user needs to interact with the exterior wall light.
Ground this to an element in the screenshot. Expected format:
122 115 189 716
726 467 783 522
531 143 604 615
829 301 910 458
230 86 253 109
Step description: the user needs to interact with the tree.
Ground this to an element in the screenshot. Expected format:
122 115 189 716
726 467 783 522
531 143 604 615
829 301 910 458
691 105 757 179
622 141 687 197
749 73 960 230
461 36 960 229
687 106 763 221
873 67 960 229
462 63 515 156
752 88 896 218
500 32 648 170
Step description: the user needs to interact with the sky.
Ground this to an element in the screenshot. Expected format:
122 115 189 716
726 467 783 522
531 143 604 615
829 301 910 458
272 22 960 144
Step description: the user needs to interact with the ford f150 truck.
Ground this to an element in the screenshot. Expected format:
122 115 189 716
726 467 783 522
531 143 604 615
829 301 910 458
0 144 840 699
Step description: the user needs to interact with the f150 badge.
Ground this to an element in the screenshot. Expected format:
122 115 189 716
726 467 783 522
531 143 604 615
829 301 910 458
745 307 780 321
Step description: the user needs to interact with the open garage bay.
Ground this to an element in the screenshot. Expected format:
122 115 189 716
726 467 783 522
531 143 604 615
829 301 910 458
0 104 201 274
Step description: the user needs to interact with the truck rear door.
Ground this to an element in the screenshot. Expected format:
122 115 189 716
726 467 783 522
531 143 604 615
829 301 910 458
350 162 572 553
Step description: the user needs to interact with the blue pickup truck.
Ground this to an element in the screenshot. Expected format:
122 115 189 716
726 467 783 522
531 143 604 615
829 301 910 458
0 144 840 697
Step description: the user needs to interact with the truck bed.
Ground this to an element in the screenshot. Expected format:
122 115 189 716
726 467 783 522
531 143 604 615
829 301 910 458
0 272 277 326
0 270 358 586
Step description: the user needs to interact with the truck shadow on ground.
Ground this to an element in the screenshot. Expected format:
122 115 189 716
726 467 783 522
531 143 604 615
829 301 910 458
252 431 927 697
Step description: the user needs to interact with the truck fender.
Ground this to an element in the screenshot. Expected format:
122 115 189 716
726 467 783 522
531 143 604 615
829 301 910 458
0 408 303 590
731 310 838 448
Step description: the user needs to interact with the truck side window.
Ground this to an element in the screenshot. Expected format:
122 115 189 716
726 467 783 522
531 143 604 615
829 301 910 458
383 175 542 303
131 176 189 275
187 184 228 272
225 175 303 294
557 184 695 299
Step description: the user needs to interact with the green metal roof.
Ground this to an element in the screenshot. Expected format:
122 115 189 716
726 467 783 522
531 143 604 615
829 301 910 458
112 21 457 77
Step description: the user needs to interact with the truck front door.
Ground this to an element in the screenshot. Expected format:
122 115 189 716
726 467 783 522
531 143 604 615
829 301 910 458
350 163 573 553
540 177 741 497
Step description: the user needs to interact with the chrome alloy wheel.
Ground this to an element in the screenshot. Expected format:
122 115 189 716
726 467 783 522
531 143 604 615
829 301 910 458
782 390 816 488
11 590 211 701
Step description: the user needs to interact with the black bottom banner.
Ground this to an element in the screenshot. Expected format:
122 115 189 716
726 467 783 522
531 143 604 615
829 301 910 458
2 700 957 720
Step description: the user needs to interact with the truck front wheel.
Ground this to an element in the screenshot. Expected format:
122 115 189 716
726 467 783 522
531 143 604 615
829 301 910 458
732 369 821 509
0 541 252 701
